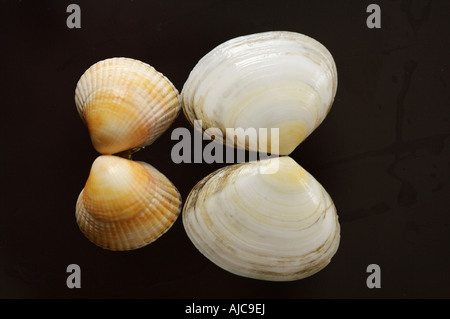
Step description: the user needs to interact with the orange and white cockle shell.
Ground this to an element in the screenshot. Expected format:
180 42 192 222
75 57 180 155
76 155 182 251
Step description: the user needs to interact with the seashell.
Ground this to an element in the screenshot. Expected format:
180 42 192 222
75 57 180 155
181 31 337 155
182 156 340 281
76 155 182 251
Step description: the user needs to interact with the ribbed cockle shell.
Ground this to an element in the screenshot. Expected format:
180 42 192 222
182 156 340 281
75 57 180 155
76 155 182 251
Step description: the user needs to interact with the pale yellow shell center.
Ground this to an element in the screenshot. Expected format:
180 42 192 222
260 156 308 190
83 155 152 221
84 89 149 154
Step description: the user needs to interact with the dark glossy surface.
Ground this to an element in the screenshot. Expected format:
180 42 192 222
0 0 449 298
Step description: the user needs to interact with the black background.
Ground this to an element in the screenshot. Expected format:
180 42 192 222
0 0 449 299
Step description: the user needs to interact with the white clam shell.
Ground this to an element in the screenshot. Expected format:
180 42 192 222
182 156 340 281
181 31 337 155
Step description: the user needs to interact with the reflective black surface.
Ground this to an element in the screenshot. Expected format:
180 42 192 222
1 0 449 298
